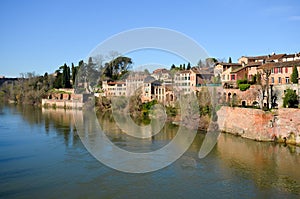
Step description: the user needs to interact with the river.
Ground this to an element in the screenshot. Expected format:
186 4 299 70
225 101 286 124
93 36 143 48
0 105 299 198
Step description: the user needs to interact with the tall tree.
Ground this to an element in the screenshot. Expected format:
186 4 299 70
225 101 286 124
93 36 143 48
183 63 186 70
171 64 176 70
179 64 182 70
62 63 71 88
291 65 299 84
187 62 191 70
228 57 232 63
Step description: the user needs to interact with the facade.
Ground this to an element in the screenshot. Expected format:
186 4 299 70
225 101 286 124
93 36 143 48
151 68 172 85
258 60 300 85
102 81 126 96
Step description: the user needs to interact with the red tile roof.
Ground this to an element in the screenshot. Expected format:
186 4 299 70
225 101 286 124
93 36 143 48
258 60 300 70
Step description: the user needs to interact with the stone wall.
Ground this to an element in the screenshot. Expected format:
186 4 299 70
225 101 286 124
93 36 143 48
217 106 300 144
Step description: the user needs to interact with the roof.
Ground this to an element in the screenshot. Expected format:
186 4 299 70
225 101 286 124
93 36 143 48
266 53 286 61
241 53 290 61
144 76 156 83
258 60 300 70
245 62 262 67
231 66 247 73
153 68 169 74
107 81 126 85
216 62 242 66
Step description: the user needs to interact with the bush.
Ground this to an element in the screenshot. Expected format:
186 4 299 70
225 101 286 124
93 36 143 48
283 89 298 108
237 79 248 85
239 84 250 91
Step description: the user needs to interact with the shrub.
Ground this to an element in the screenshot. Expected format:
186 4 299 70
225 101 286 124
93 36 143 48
239 84 250 91
283 89 298 108
237 79 248 85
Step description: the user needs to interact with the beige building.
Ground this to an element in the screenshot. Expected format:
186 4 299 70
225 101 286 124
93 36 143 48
258 60 300 85
102 81 126 96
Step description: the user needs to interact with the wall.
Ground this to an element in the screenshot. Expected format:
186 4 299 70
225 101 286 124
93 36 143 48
217 106 300 144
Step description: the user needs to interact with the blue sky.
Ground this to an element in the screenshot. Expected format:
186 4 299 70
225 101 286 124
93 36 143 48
1 0 300 77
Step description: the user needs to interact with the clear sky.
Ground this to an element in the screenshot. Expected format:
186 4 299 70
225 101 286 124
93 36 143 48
1 0 300 77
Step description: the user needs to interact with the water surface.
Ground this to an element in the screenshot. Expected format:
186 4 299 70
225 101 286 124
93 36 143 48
0 105 299 198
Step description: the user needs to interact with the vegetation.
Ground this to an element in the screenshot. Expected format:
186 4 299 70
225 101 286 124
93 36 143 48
228 57 232 63
238 84 250 91
283 89 298 108
291 65 299 84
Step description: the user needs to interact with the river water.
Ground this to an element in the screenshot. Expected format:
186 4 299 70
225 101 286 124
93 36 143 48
0 105 299 198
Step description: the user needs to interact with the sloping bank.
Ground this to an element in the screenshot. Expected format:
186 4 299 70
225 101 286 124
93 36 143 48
217 106 300 146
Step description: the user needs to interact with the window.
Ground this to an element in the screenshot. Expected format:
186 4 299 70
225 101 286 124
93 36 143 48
278 67 282 73
285 67 288 73
286 77 289 84
271 68 274 74
278 77 282 84
271 77 274 84
274 68 278 73
231 75 236 80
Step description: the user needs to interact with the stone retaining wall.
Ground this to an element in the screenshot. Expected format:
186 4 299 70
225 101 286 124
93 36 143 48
217 106 300 144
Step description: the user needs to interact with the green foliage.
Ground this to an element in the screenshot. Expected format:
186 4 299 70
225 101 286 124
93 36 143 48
187 62 191 70
291 65 299 84
171 64 176 69
228 57 232 63
103 56 132 80
283 89 298 108
239 84 250 91
237 79 248 85
166 106 177 117
62 63 71 88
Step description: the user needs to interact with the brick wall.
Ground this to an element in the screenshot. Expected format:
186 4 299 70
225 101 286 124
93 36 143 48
217 106 300 144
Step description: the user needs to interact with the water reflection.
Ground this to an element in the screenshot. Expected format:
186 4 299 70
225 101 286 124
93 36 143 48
217 134 300 194
1 105 299 198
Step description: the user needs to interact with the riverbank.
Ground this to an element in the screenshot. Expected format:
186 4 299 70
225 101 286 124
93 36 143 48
217 106 300 146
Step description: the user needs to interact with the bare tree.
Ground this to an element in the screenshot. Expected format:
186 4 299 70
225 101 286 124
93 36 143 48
262 68 271 109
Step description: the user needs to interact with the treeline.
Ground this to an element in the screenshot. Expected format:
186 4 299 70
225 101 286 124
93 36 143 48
0 54 133 105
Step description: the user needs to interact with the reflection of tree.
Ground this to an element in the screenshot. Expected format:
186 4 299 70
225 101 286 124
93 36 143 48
14 105 80 147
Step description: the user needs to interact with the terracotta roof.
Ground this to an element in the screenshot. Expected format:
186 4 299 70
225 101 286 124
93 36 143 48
258 60 300 70
245 62 262 67
230 66 247 73
153 68 169 74
243 55 268 60
266 53 286 61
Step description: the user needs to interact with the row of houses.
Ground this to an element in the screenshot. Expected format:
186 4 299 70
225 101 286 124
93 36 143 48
99 52 300 108
101 68 214 105
215 52 300 88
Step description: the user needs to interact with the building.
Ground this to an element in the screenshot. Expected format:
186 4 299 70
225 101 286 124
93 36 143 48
151 68 172 85
258 60 300 85
102 81 126 96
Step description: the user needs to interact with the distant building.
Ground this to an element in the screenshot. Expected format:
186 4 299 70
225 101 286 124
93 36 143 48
102 81 126 96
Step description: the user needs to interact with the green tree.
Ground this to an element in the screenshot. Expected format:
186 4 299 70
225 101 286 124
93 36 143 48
62 63 71 88
291 65 299 84
187 62 191 70
53 69 62 88
183 63 186 70
171 64 176 70
103 56 132 80
283 89 298 108
228 57 232 63
179 64 182 70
